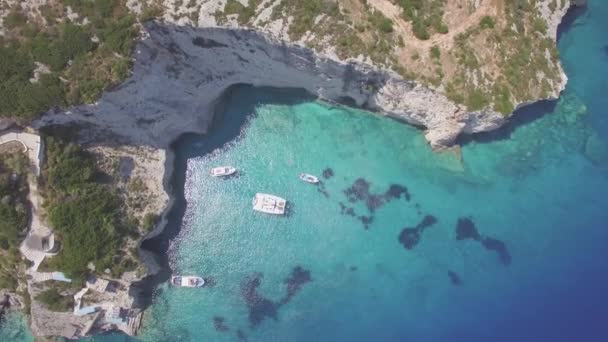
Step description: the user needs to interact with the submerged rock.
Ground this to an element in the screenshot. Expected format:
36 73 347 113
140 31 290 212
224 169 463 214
344 178 371 203
398 228 421 250
241 267 313 328
322 168 334 179
358 215 374 229
241 273 278 327
584 132 608 165
343 179 411 229
455 217 512 266
237 329 248 341
447 271 462 285
419 215 438 230
456 217 481 241
213 316 230 332
385 184 411 201
280 266 312 305
398 215 438 250
481 237 512 266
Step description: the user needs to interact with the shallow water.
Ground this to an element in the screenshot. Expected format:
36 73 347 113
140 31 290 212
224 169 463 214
0 311 33 342
3 1 608 341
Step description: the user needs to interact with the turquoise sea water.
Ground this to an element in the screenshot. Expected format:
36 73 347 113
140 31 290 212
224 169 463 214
2 1 608 341
0 312 32 341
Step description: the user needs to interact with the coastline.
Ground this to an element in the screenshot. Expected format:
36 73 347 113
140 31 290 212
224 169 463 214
131 84 280 309
102 1 587 335
134 0 583 303
4 1 585 339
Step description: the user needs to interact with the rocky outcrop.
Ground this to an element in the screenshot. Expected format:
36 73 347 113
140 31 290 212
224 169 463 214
0 294 11 322
36 22 505 149
0 292 23 323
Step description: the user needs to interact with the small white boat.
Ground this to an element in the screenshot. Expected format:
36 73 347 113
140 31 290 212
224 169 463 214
252 193 287 215
210 166 236 177
171 276 205 288
299 173 319 184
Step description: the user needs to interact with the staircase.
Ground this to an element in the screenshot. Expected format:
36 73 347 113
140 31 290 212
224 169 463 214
32 272 53 282
20 244 45 271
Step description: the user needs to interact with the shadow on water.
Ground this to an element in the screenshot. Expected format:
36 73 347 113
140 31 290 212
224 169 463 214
557 2 588 42
130 85 314 309
457 99 557 146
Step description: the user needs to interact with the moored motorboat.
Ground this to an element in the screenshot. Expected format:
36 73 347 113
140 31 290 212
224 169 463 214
210 166 236 177
252 193 287 215
299 173 319 184
171 276 205 288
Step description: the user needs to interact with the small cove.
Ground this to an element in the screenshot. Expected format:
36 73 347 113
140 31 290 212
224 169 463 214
2 2 608 341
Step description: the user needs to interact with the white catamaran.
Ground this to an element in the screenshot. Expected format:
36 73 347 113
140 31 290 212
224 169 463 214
252 193 287 215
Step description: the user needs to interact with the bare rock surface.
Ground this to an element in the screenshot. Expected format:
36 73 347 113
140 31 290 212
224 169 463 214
36 23 506 148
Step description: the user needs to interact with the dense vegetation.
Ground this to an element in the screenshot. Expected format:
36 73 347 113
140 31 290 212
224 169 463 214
217 0 261 26
0 0 138 121
42 137 134 280
0 150 29 290
395 0 448 40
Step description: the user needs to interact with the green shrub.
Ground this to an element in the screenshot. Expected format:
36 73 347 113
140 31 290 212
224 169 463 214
0 237 9 250
95 0 119 18
4 10 28 29
110 256 137 278
140 3 164 22
532 18 548 34
396 0 447 39
466 89 490 111
45 139 96 194
0 272 17 290
101 15 137 55
412 20 430 40
430 45 441 59
369 11 394 34
0 150 29 249
61 23 94 60
479 16 496 29
273 0 340 40
36 288 74 312
143 213 160 232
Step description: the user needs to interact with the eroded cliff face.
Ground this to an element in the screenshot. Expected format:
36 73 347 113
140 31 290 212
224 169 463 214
36 22 507 148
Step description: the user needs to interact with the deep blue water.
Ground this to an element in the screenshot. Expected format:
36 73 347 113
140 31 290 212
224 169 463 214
2 1 607 341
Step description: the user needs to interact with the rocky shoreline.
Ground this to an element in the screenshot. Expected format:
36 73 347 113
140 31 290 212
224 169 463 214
33 22 498 149
16 1 584 339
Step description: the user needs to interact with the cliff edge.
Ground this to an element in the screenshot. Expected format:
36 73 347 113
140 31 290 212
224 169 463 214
34 0 575 148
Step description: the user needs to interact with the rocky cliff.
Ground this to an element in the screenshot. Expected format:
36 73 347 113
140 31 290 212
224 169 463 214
34 1 578 148
37 22 505 148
